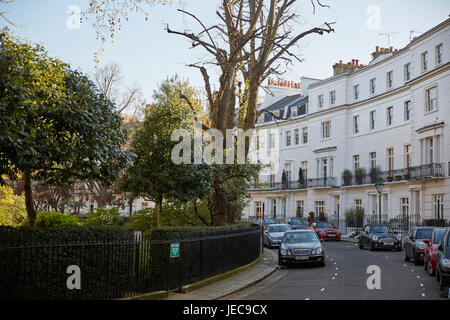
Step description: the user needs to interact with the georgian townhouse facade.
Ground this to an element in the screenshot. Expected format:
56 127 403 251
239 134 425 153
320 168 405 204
244 18 450 229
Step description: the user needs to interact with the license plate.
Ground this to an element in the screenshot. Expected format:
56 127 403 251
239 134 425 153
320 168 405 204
383 242 393 246
328 234 335 237
295 256 309 260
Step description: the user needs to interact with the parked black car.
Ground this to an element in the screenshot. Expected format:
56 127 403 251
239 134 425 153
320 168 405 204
358 224 402 251
286 217 310 230
278 230 325 267
404 226 435 265
435 228 450 291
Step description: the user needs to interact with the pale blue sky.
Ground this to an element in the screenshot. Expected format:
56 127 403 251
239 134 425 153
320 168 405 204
2 0 450 106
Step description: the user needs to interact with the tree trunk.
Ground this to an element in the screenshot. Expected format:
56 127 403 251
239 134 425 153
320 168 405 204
156 195 163 228
211 173 227 226
23 169 36 227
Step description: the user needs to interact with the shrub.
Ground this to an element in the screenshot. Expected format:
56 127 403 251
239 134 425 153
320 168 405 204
0 225 134 299
0 185 27 227
318 212 327 221
34 211 83 228
84 207 121 226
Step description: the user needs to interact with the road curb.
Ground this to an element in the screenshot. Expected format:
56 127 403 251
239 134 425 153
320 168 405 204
179 253 264 294
341 237 358 243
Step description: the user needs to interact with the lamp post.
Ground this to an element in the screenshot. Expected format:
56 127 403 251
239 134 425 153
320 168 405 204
375 180 384 224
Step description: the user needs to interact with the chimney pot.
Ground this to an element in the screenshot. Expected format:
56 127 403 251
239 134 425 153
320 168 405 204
389 46 393 52
376 46 379 52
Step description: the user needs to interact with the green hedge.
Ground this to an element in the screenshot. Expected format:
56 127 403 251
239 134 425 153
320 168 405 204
0 226 134 300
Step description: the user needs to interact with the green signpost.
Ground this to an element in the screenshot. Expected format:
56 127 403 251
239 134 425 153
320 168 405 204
170 243 180 258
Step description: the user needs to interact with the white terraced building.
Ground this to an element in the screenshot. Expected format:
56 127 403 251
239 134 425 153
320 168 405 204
244 18 450 232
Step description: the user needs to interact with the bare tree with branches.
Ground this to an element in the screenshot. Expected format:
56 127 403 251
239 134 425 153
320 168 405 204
166 0 334 225
0 0 17 26
94 62 145 115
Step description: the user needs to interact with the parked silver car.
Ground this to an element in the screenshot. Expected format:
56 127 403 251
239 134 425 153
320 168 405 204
264 224 291 248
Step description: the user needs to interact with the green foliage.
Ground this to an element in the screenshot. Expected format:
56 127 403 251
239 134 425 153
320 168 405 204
0 225 134 299
126 201 212 232
342 169 352 177
0 184 27 226
120 76 211 219
0 32 132 225
355 167 366 176
34 211 83 228
84 207 124 226
318 212 327 221
345 207 365 227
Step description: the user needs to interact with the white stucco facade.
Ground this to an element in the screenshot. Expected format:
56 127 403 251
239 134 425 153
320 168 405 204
244 18 450 227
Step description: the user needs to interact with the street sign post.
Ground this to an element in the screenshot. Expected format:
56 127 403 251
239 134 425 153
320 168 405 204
170 243 180 258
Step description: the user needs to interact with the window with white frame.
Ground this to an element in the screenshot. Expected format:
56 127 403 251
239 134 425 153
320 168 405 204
424 137 434 164
255 201 262 217
386 71 393 88
353 84 360 100
285 162 292 185
386 106 393 126
294 129 300 145
301 161 308 179
421 51 428 71
404 100 411 121
285 130 292 147
370 152 377 169
435 44 443 65
296 200 304 218
404 63 411 81
370 110 376 130
302 127 308 144
354 199 363 210
370 78 376 94
353 154 360 172
387 148 394 171
329 90 336 105
321 121 331 139
315 201 325 216
426 86 437 112
318 94 324 108
433 194 444 220
401 198 409 217
405 144 411 168
353 115 360 134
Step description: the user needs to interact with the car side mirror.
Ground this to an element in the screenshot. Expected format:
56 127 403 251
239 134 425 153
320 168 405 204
438 244 443 251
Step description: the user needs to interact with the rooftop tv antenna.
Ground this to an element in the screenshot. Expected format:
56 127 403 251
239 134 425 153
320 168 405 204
379 32 399 47
409 30 423 41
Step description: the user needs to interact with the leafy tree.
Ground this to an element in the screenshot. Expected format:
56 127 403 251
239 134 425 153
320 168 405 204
0 183 26 226
0 33 132 226
120 76 211 227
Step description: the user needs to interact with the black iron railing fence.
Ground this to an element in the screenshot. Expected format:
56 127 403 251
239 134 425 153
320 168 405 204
0 226 262 300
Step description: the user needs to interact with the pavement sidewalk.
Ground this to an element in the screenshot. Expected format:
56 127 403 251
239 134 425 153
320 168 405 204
162 248 278 300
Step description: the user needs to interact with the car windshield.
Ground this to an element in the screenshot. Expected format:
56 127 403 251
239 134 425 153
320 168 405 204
433 230 445 244
416 229 433 240
371 226 392 233
316 222 335 228
264 218 277 224
284 232 318 243
291 218 308 225
269 225 290 233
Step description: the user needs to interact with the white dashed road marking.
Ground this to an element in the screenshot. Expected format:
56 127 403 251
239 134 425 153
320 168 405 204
320 288 325 292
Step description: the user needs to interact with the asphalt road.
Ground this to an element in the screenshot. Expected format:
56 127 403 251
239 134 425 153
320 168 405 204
224 241 447 300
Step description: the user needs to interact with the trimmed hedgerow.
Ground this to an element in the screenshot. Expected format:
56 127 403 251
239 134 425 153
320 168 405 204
0 226 134 300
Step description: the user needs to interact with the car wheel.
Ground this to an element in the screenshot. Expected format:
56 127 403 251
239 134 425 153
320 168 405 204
413 252 422 266
359 240 364 249
318 260 325 267
369 241 375 251
439 272 446 291
436 266 440 282
426 260 435 276
278 255 285 267
404 251 410 262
